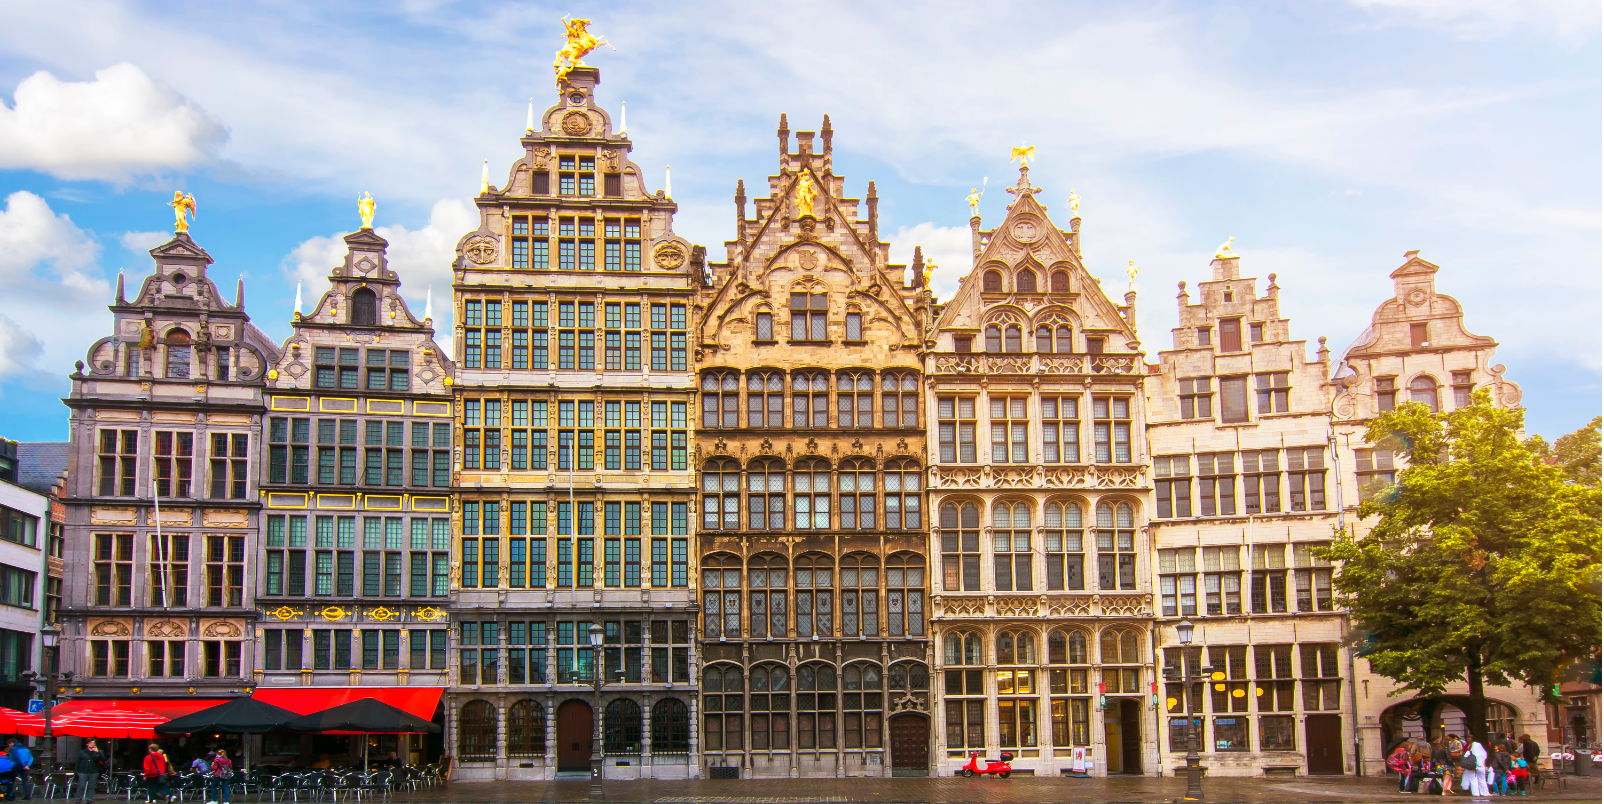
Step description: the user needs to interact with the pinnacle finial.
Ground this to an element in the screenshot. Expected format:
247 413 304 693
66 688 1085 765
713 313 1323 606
293 282 303 320
619 100 627 135
235 275 245 308
525 98 535 133
480 160 490 194
115 269 126 304
664 165 672 198
424 287 433 323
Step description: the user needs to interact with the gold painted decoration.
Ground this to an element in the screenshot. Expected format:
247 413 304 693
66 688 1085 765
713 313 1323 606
316 605 350 621
366 607 400 622
795 173 818 218
1011 143 1035 167
1067 189 1080 215
169 191 197 233
1215 236 1236 259
553 17 612 87
358 192 376 229
415 607 447 622
1127 259 1138 289
267 606 301 621
966 177 987 215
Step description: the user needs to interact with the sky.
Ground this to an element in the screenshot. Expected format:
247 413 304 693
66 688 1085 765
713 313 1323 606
0 0 1598 442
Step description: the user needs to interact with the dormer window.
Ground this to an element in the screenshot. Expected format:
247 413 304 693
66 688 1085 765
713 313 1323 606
983 271 1002 292
351 287 378 326
1086 337 1105 355
164 329 191 379
1017 269 1037 293
1223 290 1234 303
1050 271 1070 293
1410 323 1429 348
1196 328 1212 347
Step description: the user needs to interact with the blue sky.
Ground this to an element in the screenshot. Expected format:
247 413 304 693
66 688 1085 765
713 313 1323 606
0 0 1598 442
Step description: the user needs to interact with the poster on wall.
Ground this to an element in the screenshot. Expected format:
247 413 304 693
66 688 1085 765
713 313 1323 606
1071 746 1088 772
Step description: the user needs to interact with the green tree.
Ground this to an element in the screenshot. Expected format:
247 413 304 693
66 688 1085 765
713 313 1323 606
1528 415 1602 489
1323 392 1601 744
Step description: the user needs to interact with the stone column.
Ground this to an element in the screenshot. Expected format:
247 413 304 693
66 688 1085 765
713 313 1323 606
494 695 507 780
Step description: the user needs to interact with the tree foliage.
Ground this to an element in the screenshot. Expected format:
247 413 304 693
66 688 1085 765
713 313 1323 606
1322 392 1601 742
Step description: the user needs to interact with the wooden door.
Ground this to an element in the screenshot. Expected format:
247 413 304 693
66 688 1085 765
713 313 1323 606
556 699 593 771
888 714 929 776
1120 699 1143 774
1306 714 1343 775
1104 707 1124 774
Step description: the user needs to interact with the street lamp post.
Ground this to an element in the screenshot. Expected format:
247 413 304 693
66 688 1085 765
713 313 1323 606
22 626 67 774
1177 620 1204 802
587 624 606 798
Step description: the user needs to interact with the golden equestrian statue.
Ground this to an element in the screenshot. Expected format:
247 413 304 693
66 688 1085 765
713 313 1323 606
168 191 196 233
966 177 987 216
553 17 613 86
795 173 819 217
358 192 376 229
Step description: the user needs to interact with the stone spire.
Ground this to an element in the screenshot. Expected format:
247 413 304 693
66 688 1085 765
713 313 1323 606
525 98 535 134
424 287 433 323
480 160 490 194
821 113 833 156
293 282 303 320
115 269 125 304
664 165 672 198
619 100 627 135
777 113 789 157
235 275 245 308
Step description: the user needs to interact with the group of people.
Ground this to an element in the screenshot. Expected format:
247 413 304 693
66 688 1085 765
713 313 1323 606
69 741 235 804
1389 732 1543 796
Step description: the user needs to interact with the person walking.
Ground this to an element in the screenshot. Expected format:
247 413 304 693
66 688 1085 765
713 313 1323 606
205 750 233 804
1465 738 1491 797
0 747 18 801
140 745 171 804
74 740 104 804
8 739 33 801
1390 743 1414 792
1491 743 1513 795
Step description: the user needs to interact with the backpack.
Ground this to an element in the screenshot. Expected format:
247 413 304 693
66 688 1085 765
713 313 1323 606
1459 752 1478 771
1428 778 1443 795
1389 750 1411 772
216 765 234 780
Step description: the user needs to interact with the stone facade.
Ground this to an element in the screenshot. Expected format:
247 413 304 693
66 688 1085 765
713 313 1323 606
1145 254 1352 777
447 66 700 781
60 233 280 701
693 115 934 778
1324 253 1544 773
926 166 1155 777
254 226 456 761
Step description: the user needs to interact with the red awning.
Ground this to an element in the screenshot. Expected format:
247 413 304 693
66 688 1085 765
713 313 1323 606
249 688 443 721
50 699 233 720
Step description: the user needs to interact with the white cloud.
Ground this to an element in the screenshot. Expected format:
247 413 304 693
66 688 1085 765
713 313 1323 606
0 63 228 181
0 314 44 380
120 230 170 253
1347 0 1600 42
0 192 111 379
283 198 477 343
888 222 974 302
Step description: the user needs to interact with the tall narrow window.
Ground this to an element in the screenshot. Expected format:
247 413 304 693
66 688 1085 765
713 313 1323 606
837 371 874 428
164 329 191 379
1092 397 1131 463
938 396 977 463
992 503 1033 592
792 459 831 529
792 371 828 428
1219 318 1242 351
939 503 981 592
351 288 378 326
1409 376 1439 412
701 556 741 639
789 293 828 341
990 397 1029 463
1042 396 1079 463
1044 503 1084 591
701 459 740 531
881 372 919 428
748 555 788 639
838 459 876 530
794 554 833 638
701 372 738 428
1095 503 1137 590
1219 377 1249 423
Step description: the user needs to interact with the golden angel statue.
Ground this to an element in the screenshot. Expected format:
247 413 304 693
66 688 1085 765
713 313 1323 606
1011 142 1035 167
1127 259 1138 289
358 192 376 229
795 173 819 217
923 259 936 288
1067 189 1080 215
553 17 613 86
1215 236 1237 259
965 177 987 216
168 191 196 233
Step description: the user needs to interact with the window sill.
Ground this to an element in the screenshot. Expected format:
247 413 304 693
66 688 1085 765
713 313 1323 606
752 339 778 345
842 340 868 346
789 340 836 346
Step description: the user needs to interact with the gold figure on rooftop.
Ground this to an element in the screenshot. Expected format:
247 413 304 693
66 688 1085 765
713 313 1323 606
795 173 819 218
1011 142 1035 167
1215 236 1237 259
358 192 376 229
168 191 196 233
966 177 987 216
553 17 612 86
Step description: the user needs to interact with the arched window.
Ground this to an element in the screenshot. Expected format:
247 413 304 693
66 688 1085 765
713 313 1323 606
1047 629 1092 747
457 699 497 761
702 664 744 750
506 699 545 757
842 661 884 748
886 552 926 636
880 371 919 427
993 502 1033 592
983 270 1002 292
984 326 1002 353
841 553 879 637
650 698 690 755
701 458 739 531
1036 326 1053 352
839 458 876 530
750 662 791 750
997 629 1036 665
940 501 982 591
1017 269 1037 293
1004 325 1022 353
164 329 192 379
701 553 742 639
889 661 930 694
1410 376 1439 412
885 458 922 530
792 370 829 428
1094 502 1137 590
1045 502 1085 591
793 458 831 529
1100 629 1143 694
795 553 834 637
1051 271 1070 293
603 698 642 754
798 662 838 748
748 553 788 639
944 631 982 666
747 371 784 428
746 457 785 531
997 629 1038 748
1056 326 1072 353
351 287 378 326
701 372 738 428
838 370 874 428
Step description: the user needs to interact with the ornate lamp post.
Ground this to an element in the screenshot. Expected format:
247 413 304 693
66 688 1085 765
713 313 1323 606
588 624 606 797
1177 620 1204 801
22 626 67 773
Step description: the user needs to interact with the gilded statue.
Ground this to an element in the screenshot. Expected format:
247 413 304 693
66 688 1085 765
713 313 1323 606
1011 143 1035 167
358 192 376 229
923 259 936 288
1067 189 1080 215
795 173 819 218
1126 259 1138 289
965 177 987 216
553 17 612 86
1215 236 1236 259
168 191 196 233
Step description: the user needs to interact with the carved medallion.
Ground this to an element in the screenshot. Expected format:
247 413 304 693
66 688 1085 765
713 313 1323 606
464 235 498 265
147 620 185 638
1012 220 1039 242
797 249 819 270
654 242 687 270
90 620 131 637
561 112 593 136
356 258 376 275
1406 289 1428 307
202 621 242 638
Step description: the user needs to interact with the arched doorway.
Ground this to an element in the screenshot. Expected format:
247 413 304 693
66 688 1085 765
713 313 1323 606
1380 697 1520 756
1103 698 1142 774
888 712 929 776
556 699 594 772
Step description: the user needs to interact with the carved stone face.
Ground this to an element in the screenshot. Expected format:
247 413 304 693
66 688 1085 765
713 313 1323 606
464 236 498 265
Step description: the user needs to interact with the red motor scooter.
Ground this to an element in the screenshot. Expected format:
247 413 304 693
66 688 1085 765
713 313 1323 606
960 750 1013 778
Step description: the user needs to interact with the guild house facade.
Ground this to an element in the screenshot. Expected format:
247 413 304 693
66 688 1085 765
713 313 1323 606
446 66 700 781
693 115 935 779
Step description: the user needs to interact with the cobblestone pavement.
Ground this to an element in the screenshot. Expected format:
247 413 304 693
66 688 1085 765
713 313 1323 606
374 773 1604 803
